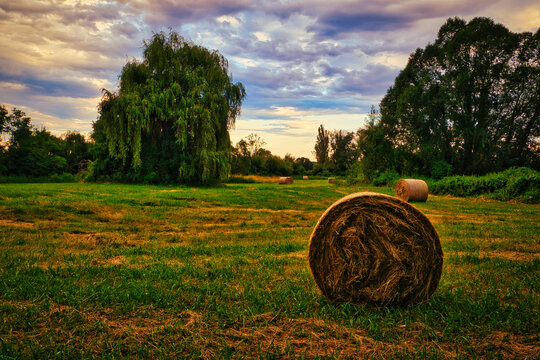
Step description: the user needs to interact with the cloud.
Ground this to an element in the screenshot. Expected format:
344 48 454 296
309 12 412 37
1 0 538 159
125 0 253 26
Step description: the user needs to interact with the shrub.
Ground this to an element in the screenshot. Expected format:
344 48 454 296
0 173 77 183
431 160 452 180
49 173 77 183
226 176 256 184
431 167 539 203
372 169 400 187
143 171 160 185
345 163 366 185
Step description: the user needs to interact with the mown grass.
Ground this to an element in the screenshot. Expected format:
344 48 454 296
0 180 538 359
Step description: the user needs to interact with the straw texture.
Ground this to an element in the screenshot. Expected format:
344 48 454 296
279 176 294 184
395 179 429 202
308 192 442 307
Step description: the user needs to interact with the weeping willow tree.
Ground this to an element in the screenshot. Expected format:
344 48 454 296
96 31 246 184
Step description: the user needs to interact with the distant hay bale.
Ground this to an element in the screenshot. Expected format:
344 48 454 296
279 176 294 184
303 176 309 180
395 179 429 202
328 177 335 183
308 192 442 307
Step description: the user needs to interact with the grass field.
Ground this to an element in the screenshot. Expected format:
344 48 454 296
0 180 538 359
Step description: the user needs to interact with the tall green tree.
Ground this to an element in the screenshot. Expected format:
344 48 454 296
330 130 357 174
357 106 395 180
95 31 246 184
0 107 69 177
314 124 330 165
63 131 92 173
377 17 539 176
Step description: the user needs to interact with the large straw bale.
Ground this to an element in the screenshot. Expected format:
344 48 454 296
279 176 294 184
303 176 309 180
308 192 442 307
328 177 335 183
395 179 429 202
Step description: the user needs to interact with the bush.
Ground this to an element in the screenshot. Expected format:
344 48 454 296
431 160 452 180
226 176 256 184
345 163 366 185
372 169 400 187
49 173 77 183
0 173 77 183
431 167 539 203
143 171 160 185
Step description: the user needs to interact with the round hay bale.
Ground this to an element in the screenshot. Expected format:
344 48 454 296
395 179 429 202
328 177 335 183
308 192 442 307
279 176 294 184
303 176 309 180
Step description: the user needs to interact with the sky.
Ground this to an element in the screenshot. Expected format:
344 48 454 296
1 0 538 159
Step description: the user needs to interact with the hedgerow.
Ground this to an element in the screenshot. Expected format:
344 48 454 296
431 167 539 203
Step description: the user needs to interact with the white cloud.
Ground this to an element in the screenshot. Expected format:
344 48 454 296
0 81 27 91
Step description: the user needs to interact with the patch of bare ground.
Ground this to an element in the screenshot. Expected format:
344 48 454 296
426 211 495 225
91 255 127 266
95 206 127 222
0 219 34 228
62 232 147 248
473 331 539 359
277 250 307 259
186 206 304 214
2 299 536 359
1 299 203 342
221 315 457 359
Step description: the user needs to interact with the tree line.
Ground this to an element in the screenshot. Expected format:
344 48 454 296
315 17 539 181
2 18 538 184
0 106 92 178
230 133 313 176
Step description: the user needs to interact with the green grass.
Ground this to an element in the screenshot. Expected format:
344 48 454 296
0 181 538 359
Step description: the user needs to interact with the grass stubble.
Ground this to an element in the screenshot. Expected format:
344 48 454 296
0 181 538 359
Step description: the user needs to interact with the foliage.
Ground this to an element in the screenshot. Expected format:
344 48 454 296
94 31 246 185
0 173 77 183
314 124 330 165
372 169 400 187
0 106 92 178
63 131 92 174
344 162 365 185
295 157 313 172
431 167 539 203
355 107 394 181
330 130 357 175
362 17 539 178
231 134 303 176
431 160 452 180
226 176 257 183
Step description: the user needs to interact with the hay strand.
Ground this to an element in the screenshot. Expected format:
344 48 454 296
395 179 429 202
279 176 294 184
308 192 442 307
